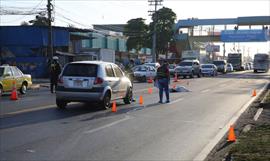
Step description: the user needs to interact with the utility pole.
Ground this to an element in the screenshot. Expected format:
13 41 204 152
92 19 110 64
47 0 53 60
148 0 163 63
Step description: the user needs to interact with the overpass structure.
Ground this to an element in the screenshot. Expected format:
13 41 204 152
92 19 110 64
174 16 270 59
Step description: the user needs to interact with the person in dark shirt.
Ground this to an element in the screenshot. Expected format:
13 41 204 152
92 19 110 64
50 56 61 93
156 59 170 103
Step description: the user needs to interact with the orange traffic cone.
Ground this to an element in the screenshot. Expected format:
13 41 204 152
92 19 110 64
10 81 18 100
173 73 178 82
139 96 144 105
227 125 236 142
172 84 176 89
112 101 117 112
252 89 257 97
147 77 153 83
148 88 153 94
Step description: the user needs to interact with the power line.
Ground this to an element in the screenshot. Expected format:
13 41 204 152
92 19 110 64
1 0 45 23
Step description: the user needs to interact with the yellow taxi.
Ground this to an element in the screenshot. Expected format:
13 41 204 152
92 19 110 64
0 64 32 95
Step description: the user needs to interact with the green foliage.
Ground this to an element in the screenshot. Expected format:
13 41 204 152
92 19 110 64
29 14 49 26
148 7 177 57
124 18 148 52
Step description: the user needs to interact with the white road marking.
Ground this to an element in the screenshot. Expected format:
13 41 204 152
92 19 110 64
84 115 132 134
253 108 263 121
168 98 184 105
3 103 77 116
201 89 210 93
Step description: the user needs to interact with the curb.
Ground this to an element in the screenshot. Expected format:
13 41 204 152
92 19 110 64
193 82 269 161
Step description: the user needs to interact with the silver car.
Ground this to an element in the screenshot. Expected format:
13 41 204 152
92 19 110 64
175 60 201 78
201 64 218 76
56 61 133 109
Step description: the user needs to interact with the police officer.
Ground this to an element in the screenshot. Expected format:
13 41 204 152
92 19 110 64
50 56 61 93
156 59 170 103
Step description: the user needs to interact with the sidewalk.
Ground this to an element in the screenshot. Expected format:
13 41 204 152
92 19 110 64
30 78 50 89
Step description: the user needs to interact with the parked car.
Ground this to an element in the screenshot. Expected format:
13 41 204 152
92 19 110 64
144 62 160 69
213 60 227 73
55 61 133 109
201 64 218 76
169 64 176 75
0 64 32 95
226 63 234 72
175 60 201 78
133 65 156 82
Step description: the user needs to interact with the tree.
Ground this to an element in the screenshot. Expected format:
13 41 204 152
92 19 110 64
124 18 148 52
148 7 177 59
29 14 49 26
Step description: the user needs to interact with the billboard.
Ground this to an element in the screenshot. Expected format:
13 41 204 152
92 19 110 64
221 29 269 42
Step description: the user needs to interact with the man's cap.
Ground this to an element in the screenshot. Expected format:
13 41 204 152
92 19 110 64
53 56 59 60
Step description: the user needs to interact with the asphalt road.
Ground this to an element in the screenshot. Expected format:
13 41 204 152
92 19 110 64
0 71 269 161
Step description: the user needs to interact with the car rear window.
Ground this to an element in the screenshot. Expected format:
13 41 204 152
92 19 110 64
63 64 97 77
213 61 225 65
179 62 192 66
0 67 4 76
201 65 213 68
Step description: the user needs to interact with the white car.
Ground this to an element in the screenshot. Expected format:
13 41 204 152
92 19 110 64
201 64 218 76
133 65 156 82
56 61 133 109
144 62 160 69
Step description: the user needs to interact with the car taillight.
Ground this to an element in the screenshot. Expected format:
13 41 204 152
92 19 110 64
94 77 103 85
58 76 63 84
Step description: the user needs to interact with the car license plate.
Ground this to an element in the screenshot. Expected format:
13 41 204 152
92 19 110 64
74 80 83 87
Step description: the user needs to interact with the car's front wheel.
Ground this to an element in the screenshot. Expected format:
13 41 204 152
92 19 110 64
124 88 133 104
20 82 27 94
56 99 67 109
100 91 111 109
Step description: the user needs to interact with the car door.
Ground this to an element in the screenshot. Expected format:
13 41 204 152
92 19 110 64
105 64 119 100
12 67 24 89
113 65 127 98
2 67 15 92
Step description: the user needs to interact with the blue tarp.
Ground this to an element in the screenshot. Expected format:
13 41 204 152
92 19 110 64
0 26 69 46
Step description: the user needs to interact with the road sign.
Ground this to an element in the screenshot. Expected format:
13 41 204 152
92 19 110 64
221 29 269 42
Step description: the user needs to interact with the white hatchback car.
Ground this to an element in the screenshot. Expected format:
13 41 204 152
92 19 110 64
133 65 156 82
56 61 133 109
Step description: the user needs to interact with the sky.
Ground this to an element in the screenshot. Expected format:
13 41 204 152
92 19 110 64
1 0 270 57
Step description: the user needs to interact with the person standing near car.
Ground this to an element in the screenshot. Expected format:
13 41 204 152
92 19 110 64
50 56 61 93
156 59 170 103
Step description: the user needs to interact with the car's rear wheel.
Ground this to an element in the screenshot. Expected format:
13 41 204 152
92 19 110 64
0 85 3 96
100 91 111 109
56 99 67 109
124 88 133 104
20 82 27 94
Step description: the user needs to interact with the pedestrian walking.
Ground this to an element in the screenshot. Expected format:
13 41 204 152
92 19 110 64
50 56 61 93
156 59 170 103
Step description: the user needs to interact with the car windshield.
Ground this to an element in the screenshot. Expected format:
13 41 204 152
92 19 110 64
179 62 192 66
0 67 4 76
213 61 225 65
63 64 97 77
201 65 213 68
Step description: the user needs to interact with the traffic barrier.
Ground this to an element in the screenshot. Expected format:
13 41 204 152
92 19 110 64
148 88 153 94
112 101 117 112
10 81 18 100
227 125 236 142
252 89 257 97
139 96 144 105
